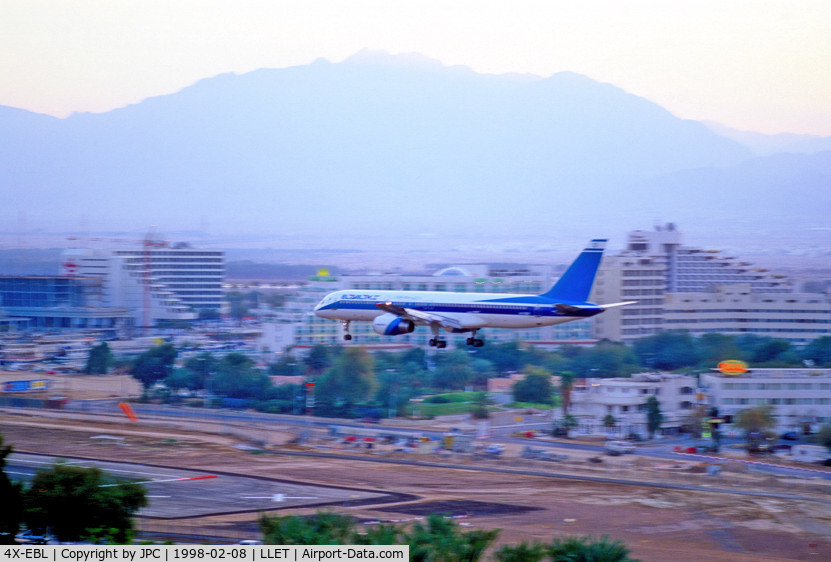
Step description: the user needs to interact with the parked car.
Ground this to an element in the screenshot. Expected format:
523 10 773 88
521 446 568 461
604 440 636 455
473 443 504 458
780 431 799 440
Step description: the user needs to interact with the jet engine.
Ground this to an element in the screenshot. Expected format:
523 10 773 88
372 313 415 336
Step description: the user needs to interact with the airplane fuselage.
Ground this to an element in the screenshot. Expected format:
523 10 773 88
313 239 621 347
314 289 603 331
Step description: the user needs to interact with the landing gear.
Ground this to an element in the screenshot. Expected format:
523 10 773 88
428 325 447 349
466 330 484 347
342 321 352 341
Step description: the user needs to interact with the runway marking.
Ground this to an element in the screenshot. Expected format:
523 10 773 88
100 475 218 487
241 493 318 502
15 458 178 479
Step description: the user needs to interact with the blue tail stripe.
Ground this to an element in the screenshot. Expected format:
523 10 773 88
540 239 607 302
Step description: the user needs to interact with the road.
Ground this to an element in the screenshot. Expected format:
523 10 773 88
53 400 831 482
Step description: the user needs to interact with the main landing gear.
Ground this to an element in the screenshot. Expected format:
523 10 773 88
466 329 484 347
428 325 447 348
342 321 352 341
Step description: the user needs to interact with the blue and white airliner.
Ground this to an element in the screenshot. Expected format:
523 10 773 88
313 239 632 348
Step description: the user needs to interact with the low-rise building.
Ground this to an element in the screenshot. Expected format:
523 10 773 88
569 373 698 437
701 368 831 433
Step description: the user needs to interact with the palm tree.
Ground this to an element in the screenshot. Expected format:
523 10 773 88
603 414 618 435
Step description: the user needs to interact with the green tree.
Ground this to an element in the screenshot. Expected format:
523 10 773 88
316 348 377 416
471 340 528 374
512 367 554 404
548 535 636 561
633 332 699 371
682 405 710 438
735 405 777 434
165 367 205 393
130 343 178 392
183 352 218 388
603 414 618 433
815 424 831 452
84 342 113 375
645 395 663 438
470 358 497 389
432 350 475 391
469 391 493 420
197 308 221 321
211 353 272 399
269 352 304 377
559 371 575 414
0 435 24 544
259 511 358 545
554 413 579 437
751 338 793 364
495 541 548 561
567 341 638 378
735 405 777 452
696 333 742 368
23 462 146 543
405 514 498 562
305 344 335 375
803 336 831 367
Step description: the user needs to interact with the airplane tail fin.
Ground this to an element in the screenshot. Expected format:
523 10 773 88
541 239 607 302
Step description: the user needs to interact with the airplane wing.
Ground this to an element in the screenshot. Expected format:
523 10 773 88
376 301 466 331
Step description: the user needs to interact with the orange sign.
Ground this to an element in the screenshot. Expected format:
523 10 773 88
118 402 139 422
718 360 748 375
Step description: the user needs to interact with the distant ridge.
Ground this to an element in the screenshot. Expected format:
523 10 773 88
1 50 828 241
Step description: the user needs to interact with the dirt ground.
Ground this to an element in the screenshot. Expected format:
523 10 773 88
3 414 831 561
2 372 831 560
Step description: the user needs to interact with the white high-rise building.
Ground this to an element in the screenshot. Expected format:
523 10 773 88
592 224 831 344
61 237 224 327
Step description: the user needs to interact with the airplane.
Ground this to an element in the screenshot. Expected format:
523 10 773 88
313 239 632 348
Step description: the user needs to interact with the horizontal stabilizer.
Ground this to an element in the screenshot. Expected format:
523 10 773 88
600 301 637 310
555 303 598 317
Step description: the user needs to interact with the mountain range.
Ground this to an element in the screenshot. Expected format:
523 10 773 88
2 50 830 248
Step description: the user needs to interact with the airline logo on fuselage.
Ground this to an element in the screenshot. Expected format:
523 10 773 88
342 293 381 300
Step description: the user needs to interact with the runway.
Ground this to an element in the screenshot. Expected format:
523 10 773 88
7 452 406 519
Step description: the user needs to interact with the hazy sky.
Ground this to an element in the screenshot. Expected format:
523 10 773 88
2 0 830 135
